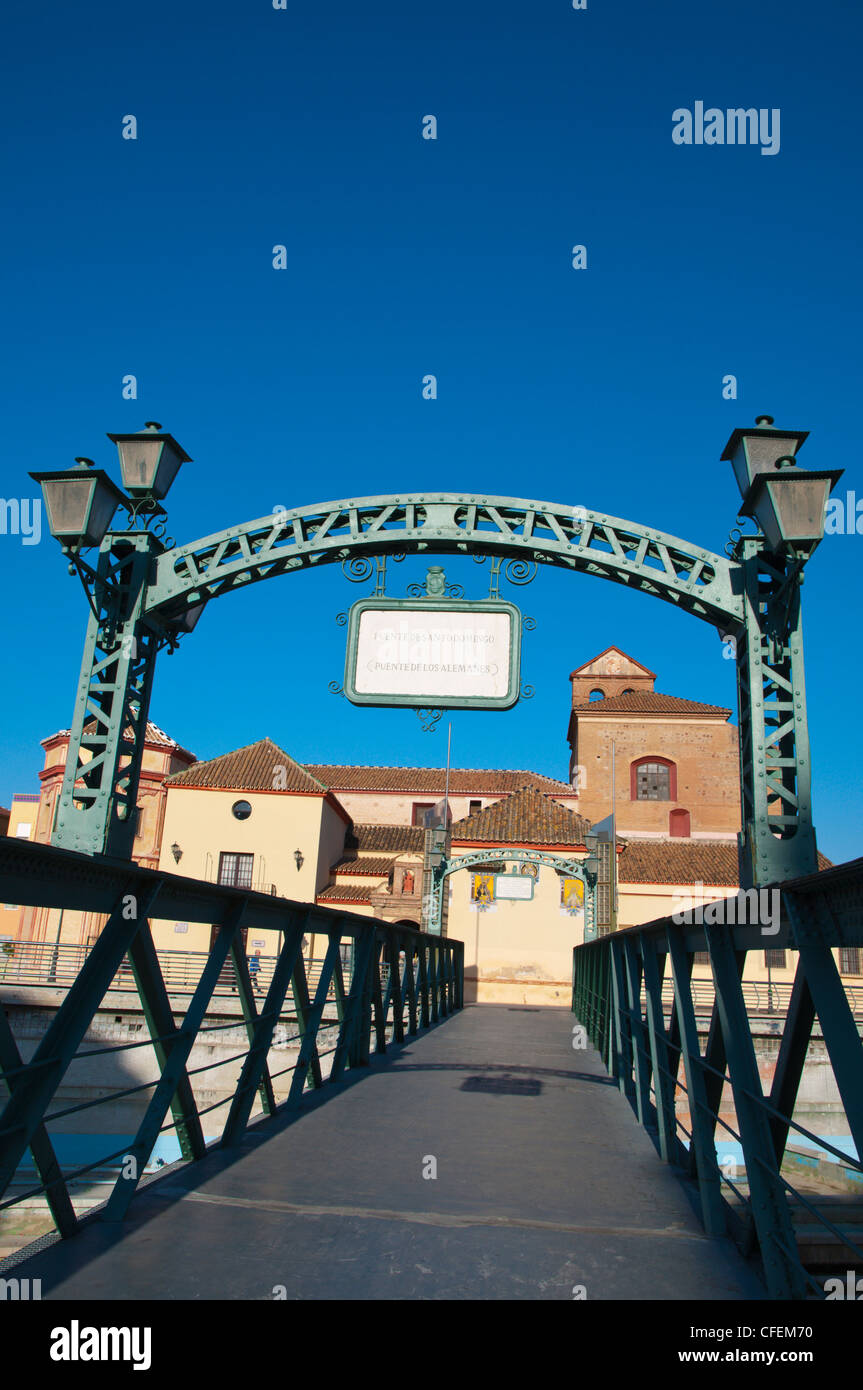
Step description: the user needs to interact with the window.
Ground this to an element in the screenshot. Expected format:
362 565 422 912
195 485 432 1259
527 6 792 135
669 808 691 838
621 688 635 694
765 949 787 969
631 757 676 801
411 802 435 827
232 800 252 821
588 688 604 702
218 852 254 889
840 947 862 976
468 800 482 816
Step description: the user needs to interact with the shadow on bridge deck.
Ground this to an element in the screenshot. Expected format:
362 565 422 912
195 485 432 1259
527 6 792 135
10 1005 764 1300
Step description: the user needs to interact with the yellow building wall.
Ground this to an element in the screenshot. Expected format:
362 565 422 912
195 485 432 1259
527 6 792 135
446 860 585 1004
153 787 343 957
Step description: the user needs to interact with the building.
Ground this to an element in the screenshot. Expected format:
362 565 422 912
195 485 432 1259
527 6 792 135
4 646 849 1004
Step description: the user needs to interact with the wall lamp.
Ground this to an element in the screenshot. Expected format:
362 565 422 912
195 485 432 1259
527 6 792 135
294 849 304 871
171 843 183 864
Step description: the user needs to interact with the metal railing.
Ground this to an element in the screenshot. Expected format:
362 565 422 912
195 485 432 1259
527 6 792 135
0 939 344 1001
572 857 863 1300
0 837 463 1242
655 974 863 1021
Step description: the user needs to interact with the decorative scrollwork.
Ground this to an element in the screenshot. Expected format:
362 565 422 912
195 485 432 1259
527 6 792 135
725 528 742 559
524 615 537 631
341 555 374 583
504 559 538 586
328 681 344 697
472 554 488 566
520 683 535 700
335 611 348 626
417 707 444 732
407 580 464 599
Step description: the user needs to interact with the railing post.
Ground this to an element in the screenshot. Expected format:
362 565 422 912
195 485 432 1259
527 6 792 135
640 937 678 1164
786 890 863 1161
705 925 807 1298
220 909 310 1144
665 925 726 1239
622 937 650 1127
0 878 162 1199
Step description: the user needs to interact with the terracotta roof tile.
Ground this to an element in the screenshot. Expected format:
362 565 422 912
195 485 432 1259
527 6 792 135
571 691 731 717
331 855 397 876
47 720 194 757
305 764 572 794
316 883 376 903
344 824 425 853
166 738 327 793
617 839 833 886
451 785 592 846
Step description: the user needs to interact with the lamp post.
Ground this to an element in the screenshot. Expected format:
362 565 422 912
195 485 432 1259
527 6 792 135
721 416 842 888
31 423 196 859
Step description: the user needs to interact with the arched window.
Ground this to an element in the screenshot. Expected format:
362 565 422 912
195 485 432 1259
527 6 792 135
621 687 635 694
631 756 677 801
669 808 690 837
589 688 605 702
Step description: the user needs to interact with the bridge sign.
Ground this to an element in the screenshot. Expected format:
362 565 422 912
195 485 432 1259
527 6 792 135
343 595 522 709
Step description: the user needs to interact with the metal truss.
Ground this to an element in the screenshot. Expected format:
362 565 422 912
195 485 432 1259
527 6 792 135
0 838 463 1240
571 857 863 1301
144 494 743 628
735 537 817 888
53 534 175 859
433 847 598 939
51 492 822 887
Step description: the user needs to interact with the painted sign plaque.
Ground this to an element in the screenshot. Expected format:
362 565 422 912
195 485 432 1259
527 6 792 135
344 596 522 709
494 874 534 901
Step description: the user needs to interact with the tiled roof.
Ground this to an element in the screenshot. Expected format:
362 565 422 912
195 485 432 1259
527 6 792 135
316 883 376 903
47 720 193 755
344 824 425 853
617 839 833 886
166 738 327 793
331 855 397 876
305 765 573 794
571 691 731 717
569 647 656 680
451 785 592 846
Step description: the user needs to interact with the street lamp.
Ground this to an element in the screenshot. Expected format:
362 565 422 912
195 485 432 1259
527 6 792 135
29 457 126 550
722 415 842 557
107 422 191 502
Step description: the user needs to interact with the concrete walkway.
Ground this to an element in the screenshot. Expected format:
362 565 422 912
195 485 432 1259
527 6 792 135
11 1005 763 1300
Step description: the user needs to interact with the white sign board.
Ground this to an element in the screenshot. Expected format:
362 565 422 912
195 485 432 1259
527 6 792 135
494 874 534 901
344 598 521 709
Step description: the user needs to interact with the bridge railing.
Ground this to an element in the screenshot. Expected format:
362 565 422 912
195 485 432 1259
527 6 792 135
572 857 863 1301
0 837 463 1243
0 939 348 1002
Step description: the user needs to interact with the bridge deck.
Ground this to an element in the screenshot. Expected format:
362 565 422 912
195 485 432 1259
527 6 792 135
11 1005 763 1300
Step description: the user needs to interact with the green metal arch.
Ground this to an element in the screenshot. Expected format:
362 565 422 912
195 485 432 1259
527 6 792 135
442 847 590 882
145 493 744 630
433 846 596 937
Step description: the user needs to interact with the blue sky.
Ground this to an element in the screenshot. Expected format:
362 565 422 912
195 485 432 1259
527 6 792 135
1 0 861 864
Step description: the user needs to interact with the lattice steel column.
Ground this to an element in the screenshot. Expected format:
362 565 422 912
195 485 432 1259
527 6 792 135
52 533 166 860
736 537 817 888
